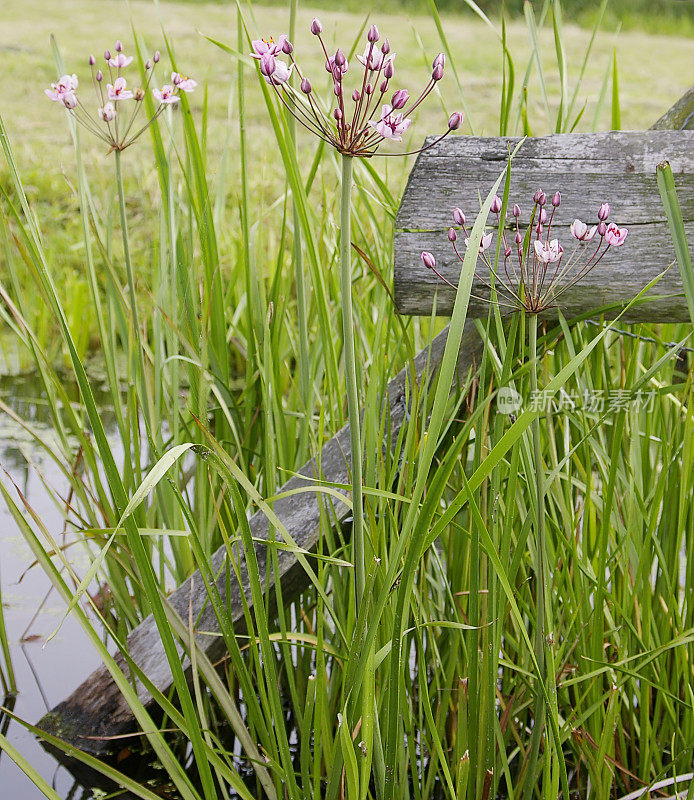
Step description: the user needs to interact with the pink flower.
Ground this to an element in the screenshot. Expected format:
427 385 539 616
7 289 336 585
45 73 79 102
98 102 116 121
368 104 411 141
570 219 597 241
171 72 197 93
605 223 628 246
108 53 133 69
107 77 134 100
465 232 493 253
251 35 288 58
356 44 394 71
534 239 563 264
153 85 179 104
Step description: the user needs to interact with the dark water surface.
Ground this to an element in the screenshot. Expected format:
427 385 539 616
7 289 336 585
0 371 115 799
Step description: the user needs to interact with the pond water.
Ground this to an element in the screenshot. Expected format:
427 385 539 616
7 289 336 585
0 371 118 799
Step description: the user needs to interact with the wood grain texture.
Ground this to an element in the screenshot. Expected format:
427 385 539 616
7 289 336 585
38 321 482 755
394 130 694 319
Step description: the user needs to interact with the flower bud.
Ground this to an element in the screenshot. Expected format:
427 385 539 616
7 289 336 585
89 54 96 66
154 51 161 63
515 231 523 245
536 223 544 234
282 39 293 54
448 227 457 242
433 53 445 69
134 87 145 101
379 79 388 93
384 60 394 79
115 40 123 52
552 191 561 207
539 208 548 224
62 93 77 109
311 18 323 35
421 251 436 269
505 247 513 258
381 38 391 55
365 83 373 95
447 111 463 130
334 80 341 96
334 108 343 121
301 77 312 94
533 188 545 205
513 204 521 218
597 221 607 236
490 195 503 214
598 202 610 221
432 64 444 81
334 48 346 67
352 89 361 102
368 24 380 43
259 53 276 76
145 59 152 70
453 207 465 226
104 49 111 61
391 89 409 109
96 69 103 82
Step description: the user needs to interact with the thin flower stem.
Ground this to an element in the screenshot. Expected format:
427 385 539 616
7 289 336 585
340 154 365 610
524 313 550 798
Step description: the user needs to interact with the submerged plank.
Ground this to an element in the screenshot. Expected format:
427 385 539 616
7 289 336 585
394 130 694 319
38 322 483 755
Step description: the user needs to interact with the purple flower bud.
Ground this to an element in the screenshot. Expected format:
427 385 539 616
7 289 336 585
421 251 436 269
334 80 341 96
352 89 361 102
432 64 444 82
301 77 312 94
311 18 323 35
282 39 293 55
104 49 111 61
96 69 103 82
433 53 445 69
384 60 394 79
365 83 373 95
154 51 160 63
513 204 521 218
539 208 548 224
89 54 96 66
597 221 607 236
598 202 610 221
145 59 152 70
381 38 391 55
379 79 388 93
515 231 523 245
552 191 561 207
391 89 409 109
505 247 513 258
447 111 463 130
533 188 544 205
115 40 123 52
490 195 503 214
453 207 465 226
448 227 457 242
334 108 343 121
536 223 544 235
368 24 380 43
260 53 276 77
334 48 346 67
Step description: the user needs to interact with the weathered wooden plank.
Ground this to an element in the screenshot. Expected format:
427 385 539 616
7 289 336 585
394 130 694 319
38 321 482 755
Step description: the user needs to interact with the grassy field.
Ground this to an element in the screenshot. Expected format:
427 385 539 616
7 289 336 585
1 2 694 799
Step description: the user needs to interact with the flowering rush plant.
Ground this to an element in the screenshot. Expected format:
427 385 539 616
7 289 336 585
45 40 196 152
422 190 628 314
250 19 463 157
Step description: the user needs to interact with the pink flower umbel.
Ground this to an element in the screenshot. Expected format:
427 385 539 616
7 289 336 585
250 19 462 157
424 190 629 314
45 40 195 153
